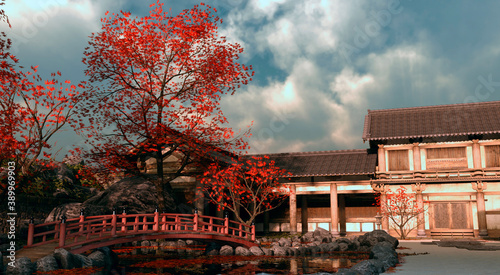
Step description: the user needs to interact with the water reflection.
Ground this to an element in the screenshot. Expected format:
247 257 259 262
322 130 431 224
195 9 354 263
115 245 367 274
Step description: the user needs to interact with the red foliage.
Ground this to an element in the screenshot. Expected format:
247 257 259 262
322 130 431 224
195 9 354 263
374 186 427 239
200 155 291 225
75 1 253 209
0 1 83 178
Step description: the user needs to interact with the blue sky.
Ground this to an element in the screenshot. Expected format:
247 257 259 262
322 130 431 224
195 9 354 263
3 0 500 158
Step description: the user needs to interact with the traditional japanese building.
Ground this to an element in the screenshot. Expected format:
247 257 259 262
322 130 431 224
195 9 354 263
264 100 500 238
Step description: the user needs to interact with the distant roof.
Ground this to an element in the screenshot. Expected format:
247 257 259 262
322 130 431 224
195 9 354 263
258 149 377 177
362 100 500 142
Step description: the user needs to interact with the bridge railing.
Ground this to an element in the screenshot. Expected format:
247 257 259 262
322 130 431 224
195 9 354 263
27 210 256 249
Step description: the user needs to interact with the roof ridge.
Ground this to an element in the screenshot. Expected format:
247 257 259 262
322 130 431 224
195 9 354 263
368 100 500 113
253 149 369 157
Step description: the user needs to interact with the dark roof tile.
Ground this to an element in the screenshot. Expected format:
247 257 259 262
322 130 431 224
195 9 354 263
362 100 500 141
255 149 377 177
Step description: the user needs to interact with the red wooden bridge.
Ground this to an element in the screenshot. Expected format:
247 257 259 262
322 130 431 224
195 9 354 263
24 210 257 256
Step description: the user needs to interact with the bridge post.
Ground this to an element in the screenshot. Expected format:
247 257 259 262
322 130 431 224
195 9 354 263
121 207 127 232
111 209 117 236
59 216 67 248
79 208 85 233
251 221 256 241
27 217 34 246
154 207 159 231
224 213 229 234
193 208 198 231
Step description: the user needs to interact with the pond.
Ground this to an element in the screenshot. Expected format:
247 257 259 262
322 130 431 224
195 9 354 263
113 243 369 274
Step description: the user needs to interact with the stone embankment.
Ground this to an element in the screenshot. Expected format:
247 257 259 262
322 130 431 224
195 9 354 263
3 229 398 274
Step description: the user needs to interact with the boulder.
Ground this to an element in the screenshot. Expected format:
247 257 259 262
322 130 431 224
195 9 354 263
6 257 35 275
205 242 221 255
235 246 252 256
271 246 287 256
45 202 83 222
358 230 398 249
249 246 265 256
161 241 178 252
82 176 176 216
220 245 234 256
262 247 273 256
88 250 106 267
54 248 82 269
36 254 59 272
74 254 93 267
96 247 119 271
278 237 292 247
350 259 385 274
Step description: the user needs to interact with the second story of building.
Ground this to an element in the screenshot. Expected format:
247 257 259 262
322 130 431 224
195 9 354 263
362 100 500 183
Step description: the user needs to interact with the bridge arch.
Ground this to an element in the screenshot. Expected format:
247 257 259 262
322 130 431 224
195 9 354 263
25 212 257 256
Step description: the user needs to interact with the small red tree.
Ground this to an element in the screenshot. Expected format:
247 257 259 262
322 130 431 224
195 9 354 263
0 0 82 177
375 186 426 239
76 1 253 211
200 155 291 225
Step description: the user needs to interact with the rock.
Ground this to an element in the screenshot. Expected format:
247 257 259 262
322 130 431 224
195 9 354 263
96 247 119 271
177 239 187 255
88 250 106 267
235 246 252 256
350 259 383 275
161 241 178 252
358 230 399 249
249 246 265 256
82 176 177 216
6 257 35 275
54 248 81 269
74 254 93 267
326 242 340 252
301 231 315 243
370 242 399 270
310 246 321 255
45 202 83 222
220 245 234 256
286 247 297 256
278 237 292 247
262 247 273 256
338 242 349 251
205 242 221 255
271 246 287 256
36 254 59 271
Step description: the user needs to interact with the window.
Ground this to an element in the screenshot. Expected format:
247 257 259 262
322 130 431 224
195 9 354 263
426 147 467 170
484 145 500 167
388 150 409 171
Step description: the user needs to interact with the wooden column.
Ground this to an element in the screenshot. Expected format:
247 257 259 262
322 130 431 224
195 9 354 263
339 195 346 236
301 196 308 233
263 211 270 234
472 139 481 169
413 143 421 171
195 182 204 216
330 183 340 236
472 181 488 237
289 185 297 234
378 144 386 172
412 183 426 237
372 183 389 232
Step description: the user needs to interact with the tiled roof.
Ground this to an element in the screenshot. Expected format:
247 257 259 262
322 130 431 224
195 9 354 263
362 100 500 141
257 149 377 177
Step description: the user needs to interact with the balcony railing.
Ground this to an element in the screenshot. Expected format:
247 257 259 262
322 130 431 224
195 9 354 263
376 167 500 181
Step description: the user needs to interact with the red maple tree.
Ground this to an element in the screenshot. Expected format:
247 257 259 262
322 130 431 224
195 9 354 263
200 155 291 225
76 1 253 211
375 186 427 239
0 0 82 178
